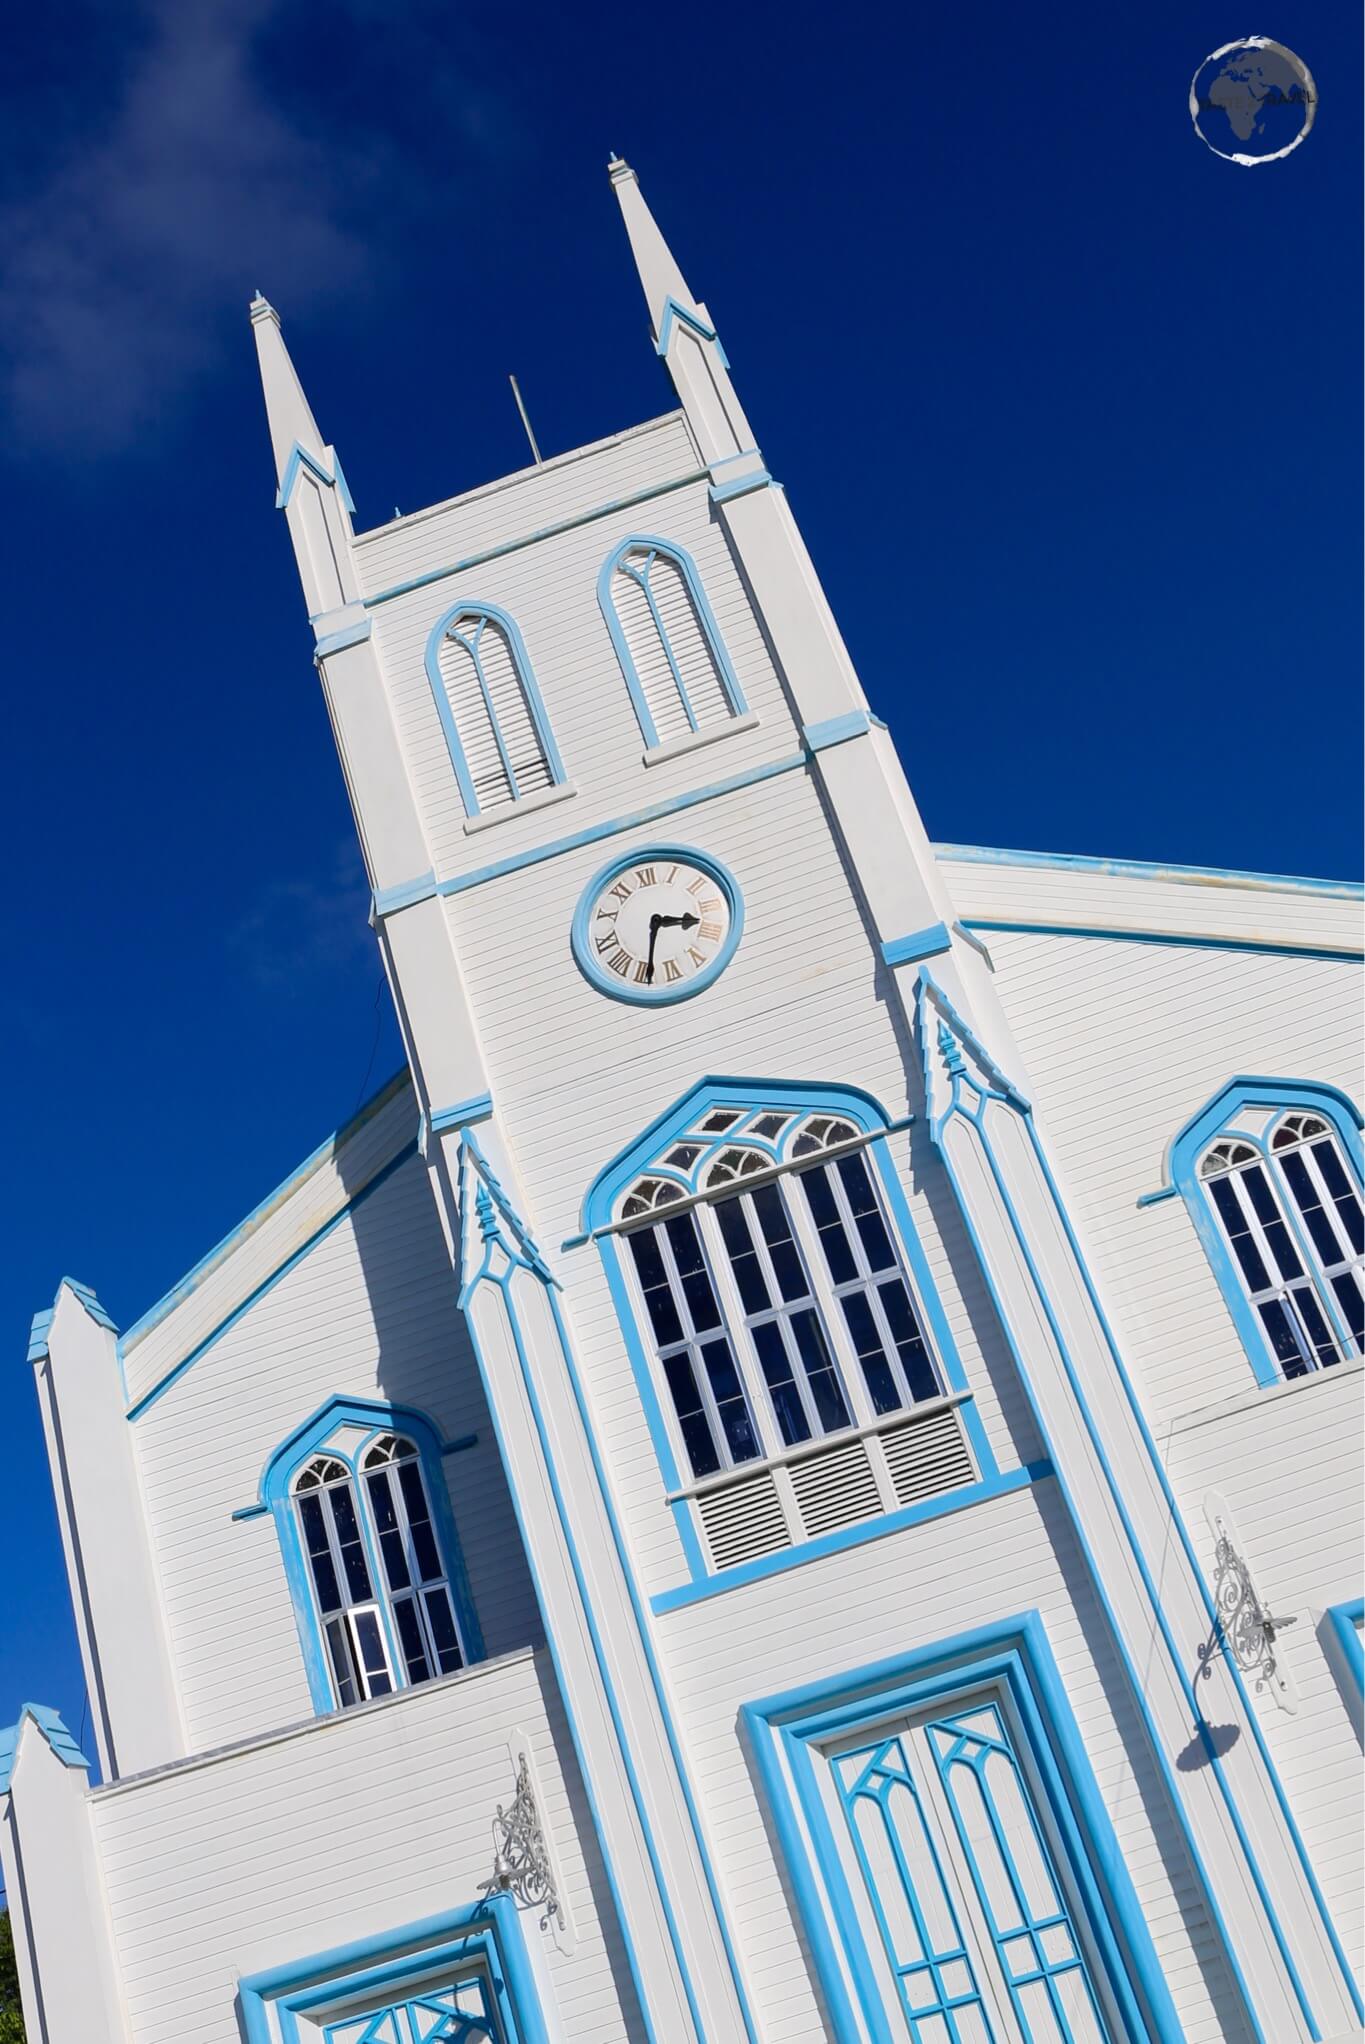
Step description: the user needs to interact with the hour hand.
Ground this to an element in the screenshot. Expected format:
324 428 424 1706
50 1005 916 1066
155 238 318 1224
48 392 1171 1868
654 913 698 931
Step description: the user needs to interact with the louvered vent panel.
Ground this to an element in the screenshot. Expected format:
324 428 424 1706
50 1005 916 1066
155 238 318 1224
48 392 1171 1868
880 1407 976 1508
438 619 550 812
789 1438 882 1539
647 554 730 726
439 636 511 809
476 621 553 798
697 1470 790 1570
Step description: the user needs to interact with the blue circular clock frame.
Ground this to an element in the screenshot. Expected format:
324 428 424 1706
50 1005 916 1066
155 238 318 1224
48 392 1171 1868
571 842 745 1006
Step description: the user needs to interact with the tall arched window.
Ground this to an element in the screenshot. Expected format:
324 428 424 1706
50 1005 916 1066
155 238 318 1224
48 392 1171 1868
589 1088 985 1574
1198 1112 1364 1380
598 536 747 751
424 602 565 818
263 1399 482 1714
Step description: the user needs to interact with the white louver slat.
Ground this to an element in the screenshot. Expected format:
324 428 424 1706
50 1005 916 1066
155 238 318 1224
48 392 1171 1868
437 614 552 814
697 1469 790 1570
788 1437 883 1538
613 548 732 744
878 1407 977 1507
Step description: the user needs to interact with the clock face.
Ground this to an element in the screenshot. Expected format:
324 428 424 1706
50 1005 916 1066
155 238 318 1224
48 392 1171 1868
574 849 740 1004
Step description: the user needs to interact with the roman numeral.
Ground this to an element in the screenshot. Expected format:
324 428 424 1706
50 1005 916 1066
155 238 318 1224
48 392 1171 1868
607 950 632 977
698 897 721 915
699 921 722 943
665 865 679 883
663 959 683 983
687 875 708 897
633 960 652 983
609 881 633 904
595 931 618 954
687 946 706 967
635 866 657 887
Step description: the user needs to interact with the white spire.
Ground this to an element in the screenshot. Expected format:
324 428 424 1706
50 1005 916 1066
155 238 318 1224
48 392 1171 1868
608 159 757 469
249 295 358 619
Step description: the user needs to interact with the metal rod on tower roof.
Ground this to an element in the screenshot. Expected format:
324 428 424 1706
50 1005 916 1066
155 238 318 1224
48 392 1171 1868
509 375 543 465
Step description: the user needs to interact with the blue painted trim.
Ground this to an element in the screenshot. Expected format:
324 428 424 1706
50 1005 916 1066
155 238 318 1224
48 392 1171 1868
125 1141 418 1421
570 843 744 1006
650 1463 1050 1611
803 710 873 752
655 295 723 358
1326 1598 1364 1696
26 1307 54 1363
597 534 748 749
0 1704 89 1795
922 982 1357 2035
709 447 764 471
1135 1185 1179 1208
230 1502 270 1523
934 842 1364 899
709 469 772 505
423 600 566 818
430 1093 494 1135
28 1277 119 1365
373 870 437 917
457 1179 705 2044
238 1895 545 2044
741 1613 1183 2044
119 1070 411 1357
881 921 952 969
961 918 1362 964
369 750 809 919
259 1394 484 1717
276 441 356 515
313 616 372 659
1166 1077 1364 1388
363 466 710 611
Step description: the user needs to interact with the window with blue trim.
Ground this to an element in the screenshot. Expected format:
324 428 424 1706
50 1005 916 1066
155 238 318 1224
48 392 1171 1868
621 1108 946 1481
1197 1110 1364 1381
293 1432 468 1708
323 1973 499 2043
828 1697 1115 2041
600 538 746 749
431 606 559 815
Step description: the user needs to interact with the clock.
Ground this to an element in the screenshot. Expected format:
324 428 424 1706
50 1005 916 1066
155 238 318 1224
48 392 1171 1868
572 846 743 1004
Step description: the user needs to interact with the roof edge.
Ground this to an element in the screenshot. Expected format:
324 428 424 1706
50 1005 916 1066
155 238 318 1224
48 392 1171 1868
933 842 1363 901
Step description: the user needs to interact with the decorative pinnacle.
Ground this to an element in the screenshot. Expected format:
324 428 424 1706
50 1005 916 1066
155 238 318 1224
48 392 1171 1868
937 1020 967 1080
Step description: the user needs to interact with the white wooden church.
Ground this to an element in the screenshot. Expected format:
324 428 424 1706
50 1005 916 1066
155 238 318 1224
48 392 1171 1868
6 162 1363 2044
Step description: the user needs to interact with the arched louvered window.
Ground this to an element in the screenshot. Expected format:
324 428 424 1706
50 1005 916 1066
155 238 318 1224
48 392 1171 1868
424 602 565 818
1197 1112 1364 1381
598 536 747 751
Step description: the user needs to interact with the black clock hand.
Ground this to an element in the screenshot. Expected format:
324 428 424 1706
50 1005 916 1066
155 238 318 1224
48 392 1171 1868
644 914 662 985
654 913 698 931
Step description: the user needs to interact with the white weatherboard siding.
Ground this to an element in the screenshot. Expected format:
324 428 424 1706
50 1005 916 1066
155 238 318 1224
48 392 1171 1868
91 1648 640 2044
1166 1363 1365 1985
445 768 1042 1598
659 1480 1246 2044
133 1148 540 1753
371 468 793 878
957 919 1360 1428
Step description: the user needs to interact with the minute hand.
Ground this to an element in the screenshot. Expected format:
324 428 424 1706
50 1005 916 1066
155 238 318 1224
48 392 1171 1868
644 911 698 985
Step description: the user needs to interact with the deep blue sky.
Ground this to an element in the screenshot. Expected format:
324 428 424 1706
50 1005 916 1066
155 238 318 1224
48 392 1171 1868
1 0 1359 1764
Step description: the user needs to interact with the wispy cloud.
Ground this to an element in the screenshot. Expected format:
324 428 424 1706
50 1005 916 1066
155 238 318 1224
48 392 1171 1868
0 0 503 454
228 839 374 994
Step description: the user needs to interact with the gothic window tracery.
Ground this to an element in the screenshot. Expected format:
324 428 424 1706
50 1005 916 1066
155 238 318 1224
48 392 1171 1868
619 1107 945 1481
1197 1107 1364 1380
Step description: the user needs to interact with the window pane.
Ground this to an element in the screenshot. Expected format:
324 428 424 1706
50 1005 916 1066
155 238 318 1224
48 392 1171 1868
751 1184 806 1302
327 1484 374 1603
1312 1141 1365 1251
353 1610 392 1694
423 1587 465 1674
1258 1299 1309 1377
792 1309 850 1432
1331 1271 1365 1345
879 1279 939 1401
662 1351 720 1478
717 1197 771 1313
298 1493 343 1613
365 1471 412 1592
1293 1285 1339 1369
1279 1150 1342 1264
841 1290 901 1414
393 1594 431 1684
800 1166 858 1283
836 1153 894 1270
1241 1165 1302 1279
753 1320 810 1445
1208 1176 1272 1290
701 1339 761 1464
325 1617 359 1708
629 1229 686 1347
